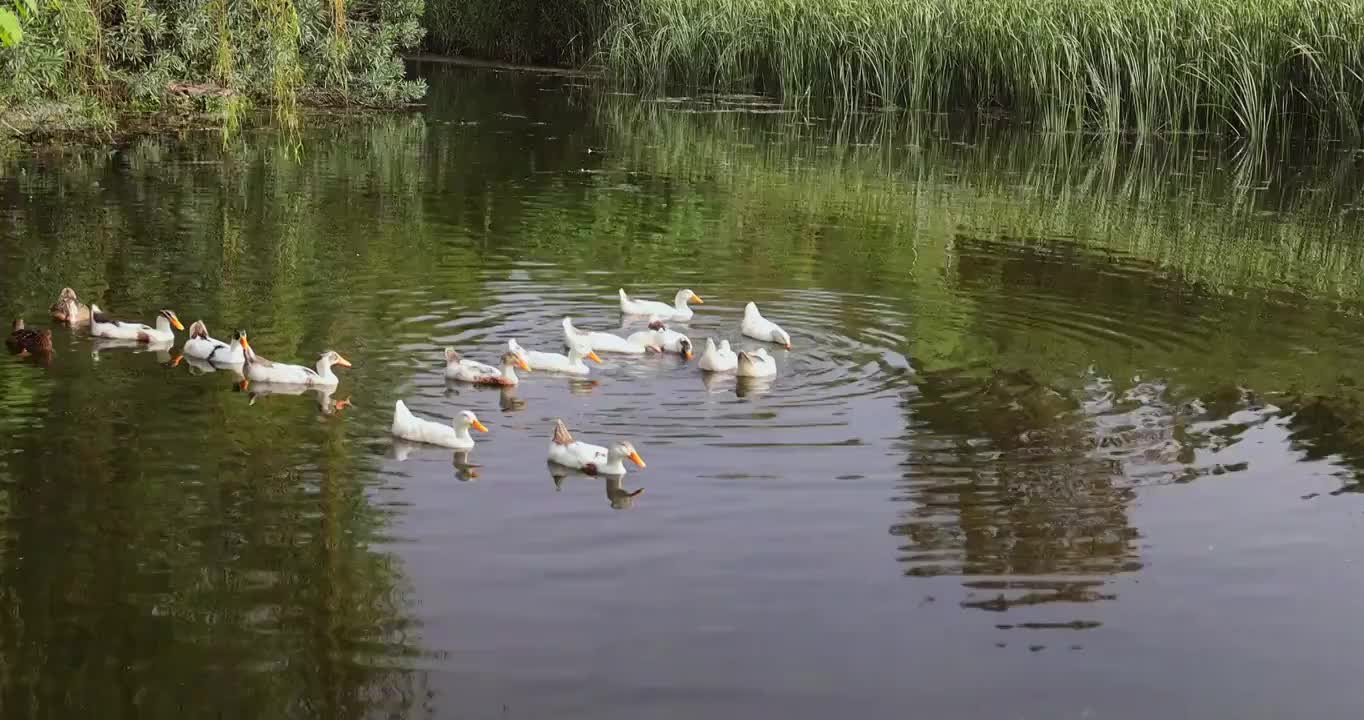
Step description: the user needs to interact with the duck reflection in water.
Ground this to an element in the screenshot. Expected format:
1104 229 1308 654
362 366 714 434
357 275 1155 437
548 463 644 509
238 379 352 416
445 379 527 412
735 375 774 399
390 440 479 481
177 352 247 377
567 377 600 395
91 336 175 364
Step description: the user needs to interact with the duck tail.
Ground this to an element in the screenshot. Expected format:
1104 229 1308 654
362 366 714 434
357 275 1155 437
618 289 630 305
552 418 574 445
394 399 413 421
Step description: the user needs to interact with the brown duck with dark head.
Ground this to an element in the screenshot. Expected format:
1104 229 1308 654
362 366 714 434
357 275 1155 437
7 319 54 355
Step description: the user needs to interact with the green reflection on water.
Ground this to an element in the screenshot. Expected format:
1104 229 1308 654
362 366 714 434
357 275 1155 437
4 64 1364 714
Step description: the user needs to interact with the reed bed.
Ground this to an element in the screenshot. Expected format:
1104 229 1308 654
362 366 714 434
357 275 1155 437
599 0 1364 139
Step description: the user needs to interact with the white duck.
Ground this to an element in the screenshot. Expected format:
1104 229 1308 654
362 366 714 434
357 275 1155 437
741 302 791 349
182 321 244 365
699 338 738 372
547 419 646 475
618 288 702 320
445 347 529 384
653 320 693 359
562 317 656 354
391 400 487 449
446 349 528 386
239 332 351 387
508 338 601 375
736 348 777 378
90 305 184 343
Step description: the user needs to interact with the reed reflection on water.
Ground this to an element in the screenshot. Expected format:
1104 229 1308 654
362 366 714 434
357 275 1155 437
0 63 1363 718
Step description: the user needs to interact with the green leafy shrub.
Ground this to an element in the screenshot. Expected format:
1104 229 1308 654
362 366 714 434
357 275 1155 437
1 0 427 128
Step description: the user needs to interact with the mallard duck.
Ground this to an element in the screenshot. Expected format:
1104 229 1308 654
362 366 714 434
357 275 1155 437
50 288 91 325
562 317 656 354
699 338 738 372
618 288 702 320
182 321 244 365
90 305 184 343
736 348 777 377
391 400 487 449
742 302 791 349
508 338 601 375
238 331 351 387
446 348 528 386
547 419 645 475
6 319 53 355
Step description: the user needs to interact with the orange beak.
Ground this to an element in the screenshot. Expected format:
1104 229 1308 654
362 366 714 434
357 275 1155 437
628 450 646 468
170 315 185 331
169 354 183 367
516 356 531 371
334 354 352 368
683 349 693 360
785 342 792 350
587 351 602 363
691 294 704 304
239 336 250 350
471 418 489 432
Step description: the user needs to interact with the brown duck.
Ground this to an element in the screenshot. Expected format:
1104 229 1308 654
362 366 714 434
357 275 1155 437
49 287 91 325
7 319 53 355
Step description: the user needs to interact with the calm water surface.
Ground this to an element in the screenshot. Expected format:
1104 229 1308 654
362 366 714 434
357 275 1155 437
4 64 1364 718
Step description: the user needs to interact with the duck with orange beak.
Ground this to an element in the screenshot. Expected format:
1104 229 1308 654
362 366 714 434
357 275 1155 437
445 348 530 386
509 338 601 376
547 419 646 476
391 400 488 449
618 288 703 321
238 331 352 387
90 306 184 344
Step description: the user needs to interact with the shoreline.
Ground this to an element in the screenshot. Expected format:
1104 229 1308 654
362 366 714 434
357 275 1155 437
403 54 602 78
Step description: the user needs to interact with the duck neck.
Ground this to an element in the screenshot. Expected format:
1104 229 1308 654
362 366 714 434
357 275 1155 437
452 423 473 443
501 364 519 383
315 358 336 382
155 316 173 334
601 450 627 474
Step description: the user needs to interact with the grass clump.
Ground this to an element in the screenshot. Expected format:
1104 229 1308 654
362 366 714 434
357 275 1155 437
598 0 1364 139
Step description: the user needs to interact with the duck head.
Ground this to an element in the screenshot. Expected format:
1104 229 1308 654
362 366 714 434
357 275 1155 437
503 350 530 371
158 309 186 331
319 350 352 369
455 410 489 433
608 441 646 468
675 289 703 307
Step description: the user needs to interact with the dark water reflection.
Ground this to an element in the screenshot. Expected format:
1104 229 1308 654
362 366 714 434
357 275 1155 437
3 63 1364 717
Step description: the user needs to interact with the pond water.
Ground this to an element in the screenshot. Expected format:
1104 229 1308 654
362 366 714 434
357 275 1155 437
3 62 1364 718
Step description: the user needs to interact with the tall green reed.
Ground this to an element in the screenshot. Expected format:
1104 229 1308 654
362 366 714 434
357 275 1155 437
599 0 1364 140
